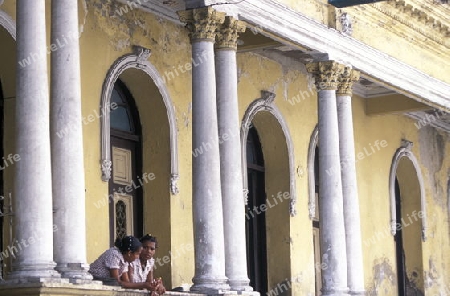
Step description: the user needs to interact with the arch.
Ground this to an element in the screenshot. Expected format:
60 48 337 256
100 46 179 195
0 9 16 40
307 125 319 219
388 140 427 241
240 90 297 216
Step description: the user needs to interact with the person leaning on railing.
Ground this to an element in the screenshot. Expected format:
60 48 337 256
128 234 166 295
88 235 160 292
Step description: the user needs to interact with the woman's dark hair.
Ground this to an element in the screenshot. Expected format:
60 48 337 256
140 234 158 247
114 236 142 253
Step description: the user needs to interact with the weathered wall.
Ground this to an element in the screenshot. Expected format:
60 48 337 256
268 0 450 85
79 0 195 288
0 0 449 295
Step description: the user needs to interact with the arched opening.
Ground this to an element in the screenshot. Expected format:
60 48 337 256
395 157 424 295
307 125 322 295
245 125 268 294
109 79 143 244
104 66 174 286
242 110 291 294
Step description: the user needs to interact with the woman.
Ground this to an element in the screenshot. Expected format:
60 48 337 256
89 235 157 291
129 234 166 295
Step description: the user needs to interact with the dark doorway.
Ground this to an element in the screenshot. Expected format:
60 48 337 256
245 126 268 295
109 80 143 245
313 146 322 295
395 178 406 295
0 81 3 278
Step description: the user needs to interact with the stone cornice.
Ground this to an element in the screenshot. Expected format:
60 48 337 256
387 0 449 36
349 1 450 49
121 0 450 109
220 0 450 109
407 0 450 27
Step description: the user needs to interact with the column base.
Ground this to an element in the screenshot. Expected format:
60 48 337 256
349 290 365 295
228 278 253 292
7 262 62 282
55 263 93 283
322 287 350 296
191 276 230 294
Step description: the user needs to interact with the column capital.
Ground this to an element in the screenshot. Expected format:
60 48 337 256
178 7 226 42
306 61 345 91
337 67 360 96
216 16 246 50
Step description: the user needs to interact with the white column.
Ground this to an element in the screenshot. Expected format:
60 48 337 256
215 17 252 292
178 7 230 293
306 61 349 296
8 0 60 280
50 0 92 282
337 68 365 295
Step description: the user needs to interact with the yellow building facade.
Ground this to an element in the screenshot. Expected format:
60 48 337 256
0 0 449 295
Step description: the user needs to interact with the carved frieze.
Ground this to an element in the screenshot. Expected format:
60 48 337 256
353 0 450 48
178 7 226 41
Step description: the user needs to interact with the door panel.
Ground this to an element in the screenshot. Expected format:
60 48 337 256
109 136 142 245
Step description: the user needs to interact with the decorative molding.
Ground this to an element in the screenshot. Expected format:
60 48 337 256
307 125 319 220
0 9 16 40
240 91 297 217
338 12 353 36
243 188 249 205
177 7 226 41
100 47 180 195
128 0 450 108
337 67 360 96
216 16 246 50
306 61 345 91
371 0 450 47
388 140 427 241
406 110 450 133
133 45 152 64
101 159 112 182
219 0 450 110
116 0 183 24
170 174 180 195
262 90 276 105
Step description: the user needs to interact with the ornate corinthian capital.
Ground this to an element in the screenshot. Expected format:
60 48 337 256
337 67 360 96
216 16 246 50
178 7 226 41
305 61 345 91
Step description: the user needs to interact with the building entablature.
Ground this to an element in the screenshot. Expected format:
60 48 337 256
120 0 450 111
347 0 450 52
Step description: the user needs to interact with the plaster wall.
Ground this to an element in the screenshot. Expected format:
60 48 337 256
268 0 450 85
0 0 449 295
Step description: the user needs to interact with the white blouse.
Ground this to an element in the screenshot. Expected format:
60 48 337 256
130 258 155 283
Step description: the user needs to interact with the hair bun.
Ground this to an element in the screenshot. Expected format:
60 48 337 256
117 235 142 253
